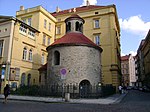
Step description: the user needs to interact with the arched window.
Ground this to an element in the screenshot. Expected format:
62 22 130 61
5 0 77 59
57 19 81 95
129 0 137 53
21 73 26 86
54 51 60 65
23 47 27 60
68 22 71 31
28 49 33 61
75 21 80 31
66 22 71 33
80 23 83 33
27 74 31 86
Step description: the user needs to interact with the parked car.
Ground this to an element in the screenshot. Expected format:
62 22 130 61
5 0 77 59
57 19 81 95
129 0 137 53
139 87 143 91
142 86 150 92
127 86 132 90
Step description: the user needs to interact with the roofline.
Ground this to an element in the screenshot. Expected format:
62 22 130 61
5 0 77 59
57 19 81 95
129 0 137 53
51 4 115 15
0 15 16 23
16 18 40 33
0 15 40 33
16 5 56 23
47 43 103 52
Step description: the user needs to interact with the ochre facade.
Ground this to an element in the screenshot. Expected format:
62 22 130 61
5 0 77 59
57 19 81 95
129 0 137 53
0 4 121 92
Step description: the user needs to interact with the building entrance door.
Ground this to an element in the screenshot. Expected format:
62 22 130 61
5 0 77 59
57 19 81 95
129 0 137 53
79 80 91 98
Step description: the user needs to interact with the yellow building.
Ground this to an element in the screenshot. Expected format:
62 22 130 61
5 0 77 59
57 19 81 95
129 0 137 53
0 3 121 92
0 6 56 93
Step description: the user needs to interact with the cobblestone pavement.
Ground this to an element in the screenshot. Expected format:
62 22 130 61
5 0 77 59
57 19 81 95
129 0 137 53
1 90 150 112
0 92 127 104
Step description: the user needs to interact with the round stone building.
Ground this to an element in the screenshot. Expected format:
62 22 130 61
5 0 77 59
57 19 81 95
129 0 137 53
46 14 103 96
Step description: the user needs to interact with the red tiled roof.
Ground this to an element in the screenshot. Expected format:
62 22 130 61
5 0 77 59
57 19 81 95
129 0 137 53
48 32 102 51
51 5 106 16
65 14 85 23
38 63 47 71
121 55 129 61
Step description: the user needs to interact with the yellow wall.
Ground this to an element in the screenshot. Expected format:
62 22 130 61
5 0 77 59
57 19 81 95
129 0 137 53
1 5 121 89
52 5 121 88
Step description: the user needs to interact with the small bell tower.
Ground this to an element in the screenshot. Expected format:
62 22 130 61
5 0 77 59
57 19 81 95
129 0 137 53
65 14 85 34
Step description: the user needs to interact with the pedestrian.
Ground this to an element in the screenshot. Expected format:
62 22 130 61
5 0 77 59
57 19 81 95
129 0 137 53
118 85 122 94
3 84 10 104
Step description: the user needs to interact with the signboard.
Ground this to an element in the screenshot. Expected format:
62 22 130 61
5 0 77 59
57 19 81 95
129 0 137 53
1 68 5 79
60 68 67 80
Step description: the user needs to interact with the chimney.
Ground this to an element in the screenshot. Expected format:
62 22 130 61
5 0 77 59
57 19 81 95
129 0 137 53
86 0 90 6
56 6 61 13
20 6 24 11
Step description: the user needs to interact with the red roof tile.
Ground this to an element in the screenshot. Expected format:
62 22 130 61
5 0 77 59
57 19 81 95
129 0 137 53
47 32 102 51
121 55 129 61
65 14 85 23
51 5 106 16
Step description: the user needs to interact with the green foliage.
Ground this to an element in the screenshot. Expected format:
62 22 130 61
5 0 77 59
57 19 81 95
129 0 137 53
11 85 40 96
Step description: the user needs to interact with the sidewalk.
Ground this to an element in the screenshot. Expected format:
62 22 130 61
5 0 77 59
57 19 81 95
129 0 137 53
0 93 127 104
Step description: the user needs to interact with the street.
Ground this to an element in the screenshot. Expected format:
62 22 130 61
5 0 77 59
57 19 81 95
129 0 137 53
0 90 150 112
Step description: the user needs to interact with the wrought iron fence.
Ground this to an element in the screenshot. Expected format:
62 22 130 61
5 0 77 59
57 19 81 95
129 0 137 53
12 84 116 99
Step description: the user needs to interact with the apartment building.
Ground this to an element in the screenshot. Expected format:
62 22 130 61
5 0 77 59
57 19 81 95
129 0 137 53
136 30 150 87
121 54 136 86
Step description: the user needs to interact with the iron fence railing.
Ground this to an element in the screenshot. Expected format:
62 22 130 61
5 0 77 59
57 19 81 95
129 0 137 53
12 84 116 99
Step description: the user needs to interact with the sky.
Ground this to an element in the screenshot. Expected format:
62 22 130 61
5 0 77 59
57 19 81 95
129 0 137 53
0 0 150 56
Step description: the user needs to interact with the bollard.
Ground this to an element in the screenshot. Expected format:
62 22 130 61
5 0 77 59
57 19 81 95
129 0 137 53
65 93 70 102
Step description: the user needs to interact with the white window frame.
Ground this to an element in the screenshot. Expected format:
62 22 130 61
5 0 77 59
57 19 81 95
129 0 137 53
23 47 27 60
28 49 33 61
19 25 27 35
48 23 51 31
43 34 46 45
94 19 100 28
95 35 100 45
28 18 32 26
47 37 50 45
28 29 35 39
44 19 47 29
56 26 61 34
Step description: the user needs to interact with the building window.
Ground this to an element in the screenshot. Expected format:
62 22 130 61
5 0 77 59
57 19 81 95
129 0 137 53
76 22 80 31
28 18 32 26
28 30 35 38
54 51 60 65
23 47 27 60
4 28 7 32
95 35 100 45
0 40 4 57
44 19 47 29
22 19 26 23
48 23 51 31
21 73 26 86
19 24 27 35
95 12 99 14
43 34 46 45
27 74 31 86
41 53 44 65
28 49 33 61
47 37 50 45
56 26 61 34
94 19 100 28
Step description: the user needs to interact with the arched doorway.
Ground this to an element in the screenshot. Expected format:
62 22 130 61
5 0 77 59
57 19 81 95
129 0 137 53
79 80 91 98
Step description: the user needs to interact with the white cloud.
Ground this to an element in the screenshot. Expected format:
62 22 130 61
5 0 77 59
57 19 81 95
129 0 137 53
119 15 150 37
129 51 137 56
81 0 97 6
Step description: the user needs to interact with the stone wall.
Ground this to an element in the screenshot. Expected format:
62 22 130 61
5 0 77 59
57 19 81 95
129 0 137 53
47 45 102 86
